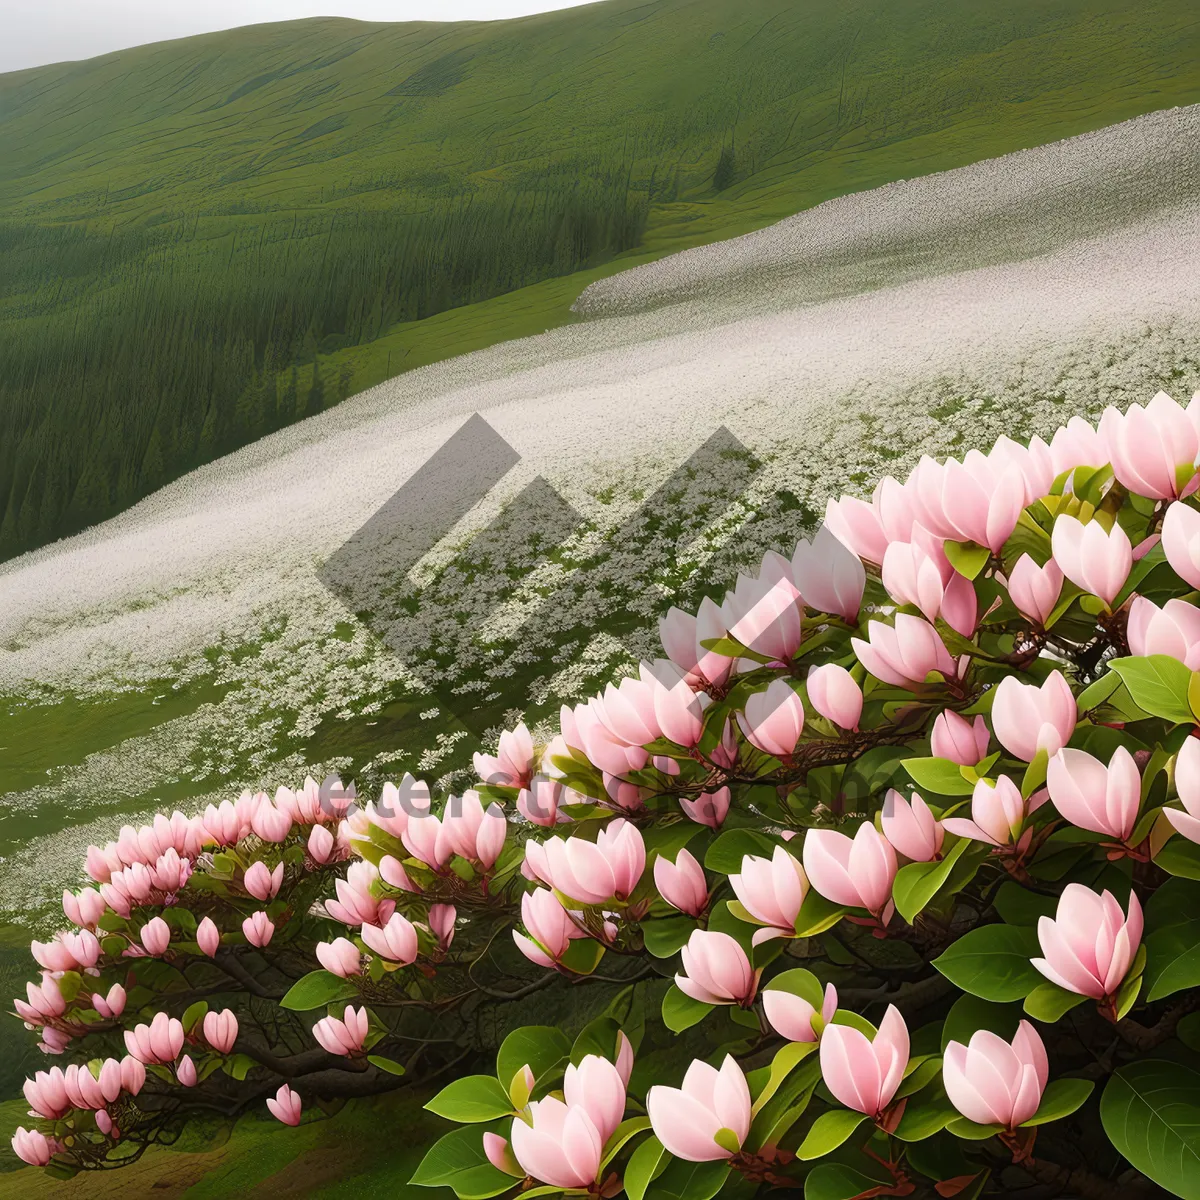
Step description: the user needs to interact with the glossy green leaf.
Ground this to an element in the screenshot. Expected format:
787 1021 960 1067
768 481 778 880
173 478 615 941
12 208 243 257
932 924 1042 1001
495 1026 570 1093
1108 656 1194 725
803 1164 889 1200
1156 837 1200 881
623 1134 669 1200
750 1041 817 1118
944 540 991 581
367 1054 407 1076
1020 1077 1093 1126
892 839 969 923
410 1124 515 1198
796 1109 869 1159
279 969 359 1011
902 757 976 796
940 995 1023 1050
426 1075 513 1123
1101 1060 1200 1199
1023 981 1088 1023
704 828 780 874
641 915 695 958
645 1157 730 1200
661 984 713 1033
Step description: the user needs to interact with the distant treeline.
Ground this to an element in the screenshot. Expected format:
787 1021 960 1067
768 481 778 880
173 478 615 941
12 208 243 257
0 179 647 560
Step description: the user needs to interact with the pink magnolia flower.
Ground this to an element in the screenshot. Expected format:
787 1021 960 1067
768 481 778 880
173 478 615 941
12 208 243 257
242 912 275 948
1049 415 1108 475
510 1096 604 1189
473 722 535 789
904 452 1026 552
1163 500 1200 588
990 671 1077 762
94 1109 114 1136
124 1013 185 1065
24 1068 71 1118
513 889 585 968
196 917 221 957
14 975 66 1025
802 823 897 917
535 818 645 905
203 1009 239 1054
177 1055 197 1086
882 538 978 635
851 615 957 689
659 598 735 690
91 983 126 1019
202 799 248 848
316 937 362 977
791 526 866 622
615 1031 634 1086
563 1054 627 1145
325 861 395 927
820 1004 910 1119
120 1056 146 1095
307 823 336 865
31 930 100 973
654 848 708 918
1032 884 1143 1000
1166 735 1200 842
1047 745 1141 841
722 568 803 664
151 847 191 893
563 698 649 776
267 1083 303 1126
676 930 756 1006
243 861 284 902
881 791 944 862
517 777 569 827
943 775 1046 848
379 854 418 892
1050 516 1132 609
251 798 293 842
312 1005 369 1057
944 1021 1048 1129
824 476 920 566
11 1128 54 1166
1007 555 1065 627
764 981 837 1043
440 791 507 869
139 917 170 957
679 787 730 829
85 842 123 884
931 711 990 766
428 904 457 950
63 1061 114 1109
729 846 808 943
806 664 862 731
361 913 419 965
1127 596 1200 668
1098 391 1200 500
647 1055 751 1162
737 678 805 758
484 1133 522 1176
38 1026 71 1054
62 887 106 929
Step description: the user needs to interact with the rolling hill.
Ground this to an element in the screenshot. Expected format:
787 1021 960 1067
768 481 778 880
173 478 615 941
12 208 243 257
1 0 1199 562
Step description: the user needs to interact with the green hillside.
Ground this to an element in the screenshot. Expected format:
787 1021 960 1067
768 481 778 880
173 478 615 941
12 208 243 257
2 0 1198 561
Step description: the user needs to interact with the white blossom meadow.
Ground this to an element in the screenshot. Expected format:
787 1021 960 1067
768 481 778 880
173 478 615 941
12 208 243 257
2 104 1199 925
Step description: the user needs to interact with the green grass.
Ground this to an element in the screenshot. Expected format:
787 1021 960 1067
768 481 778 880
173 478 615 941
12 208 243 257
1 0 1198 561
0 1089 440 1197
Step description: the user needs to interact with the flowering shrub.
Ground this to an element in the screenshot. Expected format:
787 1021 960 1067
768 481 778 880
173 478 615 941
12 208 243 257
13 390 1200 1198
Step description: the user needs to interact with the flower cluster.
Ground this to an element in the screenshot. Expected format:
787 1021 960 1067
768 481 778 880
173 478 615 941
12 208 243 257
11 392 1200 1200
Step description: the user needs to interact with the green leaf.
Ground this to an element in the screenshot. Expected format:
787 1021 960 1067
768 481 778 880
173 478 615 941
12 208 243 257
940 996 1023 1051
1023 982 1088 1023
1101 1060 1200 1199
222 1053 258 1081
645 1158 730 1200
1108 656 1194 725
897 1054 943 1098
992 881 1057 926
623 1134 669 1200
1155 837 1200 881
892 1098 957 1141
902 757 976 796
181 1000 208 1032
944 540 991 581
410 1125 515 1198
794 888 849 936
495 1026 571 1093
762 967 825 1008
641 915 695 959
1144 917 1200 1001
932 924 1042 1001
804 1164 890 1200
750 1041 817 1118
600 1117 652 1169
1076 669 1122 713
1021 1078 1093 1126
945 1116 1003 1140
559 936 606 975
661 984 713 1033
796 1109 869 1160
367 1054 406 1076
279 969 359 1011
426 1075 511 1123
570 1016 624 1066
704 828 779 874
892 839 969 923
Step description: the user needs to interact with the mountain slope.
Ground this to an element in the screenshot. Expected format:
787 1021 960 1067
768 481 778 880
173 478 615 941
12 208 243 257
2 0 1198 561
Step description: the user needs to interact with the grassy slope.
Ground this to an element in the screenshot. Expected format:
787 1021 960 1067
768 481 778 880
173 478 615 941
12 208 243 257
2 0 1199 554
